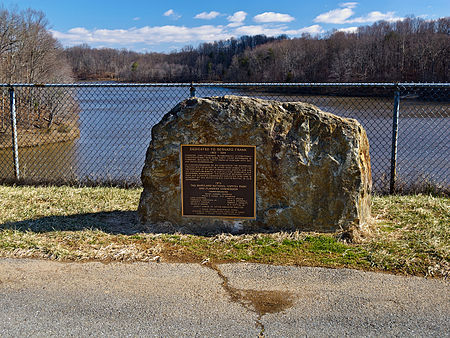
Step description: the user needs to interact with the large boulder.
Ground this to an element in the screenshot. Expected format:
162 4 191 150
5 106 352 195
138 95 371 234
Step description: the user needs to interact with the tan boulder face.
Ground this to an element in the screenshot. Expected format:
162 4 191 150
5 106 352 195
138 95 372 234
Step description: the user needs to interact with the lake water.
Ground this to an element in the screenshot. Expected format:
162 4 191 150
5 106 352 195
0 86 448 191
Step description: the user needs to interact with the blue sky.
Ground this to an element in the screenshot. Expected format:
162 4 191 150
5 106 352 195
4 0 449 52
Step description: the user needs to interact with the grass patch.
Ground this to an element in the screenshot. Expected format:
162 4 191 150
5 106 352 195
0 185 448 278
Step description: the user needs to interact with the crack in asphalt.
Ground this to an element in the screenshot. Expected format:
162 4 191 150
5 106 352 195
205 262 294 337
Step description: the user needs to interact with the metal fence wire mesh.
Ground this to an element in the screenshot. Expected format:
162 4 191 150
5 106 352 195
0 83 448 194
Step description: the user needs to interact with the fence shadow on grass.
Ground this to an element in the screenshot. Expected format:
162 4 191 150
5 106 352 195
1 211 141 235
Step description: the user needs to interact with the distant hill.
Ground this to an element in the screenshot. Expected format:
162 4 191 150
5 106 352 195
64 17 449 83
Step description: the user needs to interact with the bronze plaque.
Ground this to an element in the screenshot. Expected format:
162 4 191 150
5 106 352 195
181 145 256 219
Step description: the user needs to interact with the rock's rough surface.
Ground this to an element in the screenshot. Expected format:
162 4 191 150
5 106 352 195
138 95 372 234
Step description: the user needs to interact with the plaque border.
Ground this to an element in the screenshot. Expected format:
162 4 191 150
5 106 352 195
180 144 256 219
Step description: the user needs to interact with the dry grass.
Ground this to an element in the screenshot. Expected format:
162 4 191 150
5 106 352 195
0 185 448 278
361 194 449 278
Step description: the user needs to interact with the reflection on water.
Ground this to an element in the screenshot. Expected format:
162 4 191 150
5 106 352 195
0 140 77 182
0 86 448 191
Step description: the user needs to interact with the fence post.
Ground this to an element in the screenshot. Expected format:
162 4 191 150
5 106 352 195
390 89 400 194
189 82 196 98
9 87 20 180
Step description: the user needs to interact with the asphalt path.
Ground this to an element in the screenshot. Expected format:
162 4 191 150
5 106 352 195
0 258 448 337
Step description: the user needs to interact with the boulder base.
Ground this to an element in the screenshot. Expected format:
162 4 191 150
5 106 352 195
138 95 371 234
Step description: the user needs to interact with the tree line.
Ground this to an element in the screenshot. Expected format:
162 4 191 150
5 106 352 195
65 17 449 83
1 6 448 84
64 34 288 82
232 17 449 83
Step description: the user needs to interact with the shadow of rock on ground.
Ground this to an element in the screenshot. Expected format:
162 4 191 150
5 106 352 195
1 211 140 235
2 212 342 237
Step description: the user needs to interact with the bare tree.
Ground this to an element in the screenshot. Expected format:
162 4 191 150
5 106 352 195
0 7 73 83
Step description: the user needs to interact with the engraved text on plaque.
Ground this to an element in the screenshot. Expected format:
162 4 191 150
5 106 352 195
181 145 256 218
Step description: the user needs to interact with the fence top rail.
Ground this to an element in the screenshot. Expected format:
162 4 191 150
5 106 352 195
0 82 449 88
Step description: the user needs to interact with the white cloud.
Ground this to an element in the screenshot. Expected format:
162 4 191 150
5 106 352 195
314 2 402 24
338 26 358 33
164 9 174 16
50 8 335 52
229 24 323 37
254 12 295 23
163 9 181 20
296 25 324 35
51 25 233 46
67 27 90 35
339 2 358 9
133 17 140 21
194 11 220 20
51 21 328 50
227 11 247 27
349 11 402 23
314 7 354 24
234 25 283 36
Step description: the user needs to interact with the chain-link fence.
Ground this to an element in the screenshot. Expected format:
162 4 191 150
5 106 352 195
0 83 448 194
